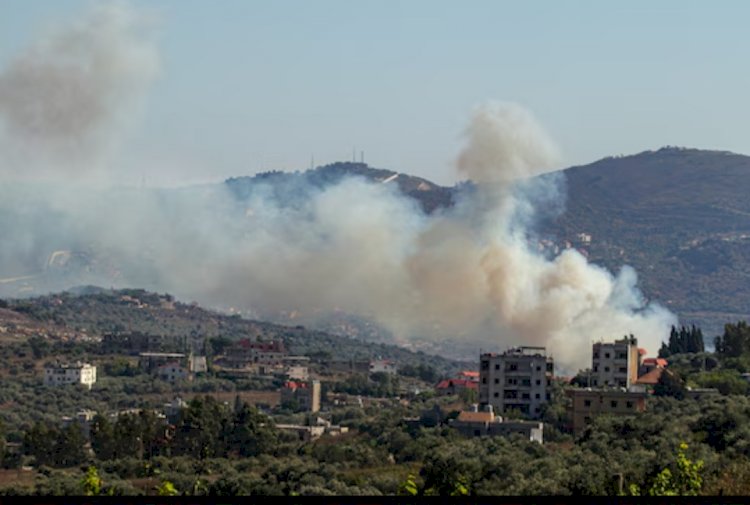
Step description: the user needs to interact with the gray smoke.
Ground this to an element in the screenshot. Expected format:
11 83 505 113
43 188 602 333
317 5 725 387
0 5 675 372
0 2 159 178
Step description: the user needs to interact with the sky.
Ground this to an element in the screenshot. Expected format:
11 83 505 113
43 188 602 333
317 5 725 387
1 0 750 186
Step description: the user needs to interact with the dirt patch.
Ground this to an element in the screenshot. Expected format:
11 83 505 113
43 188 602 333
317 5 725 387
0 468 36 488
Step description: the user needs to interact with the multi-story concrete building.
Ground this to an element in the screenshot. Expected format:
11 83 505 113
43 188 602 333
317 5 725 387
591 336 640 388
281 380 321 413
479 347 554 418
44 362 97 389
156 362 190 383
566 388 647 435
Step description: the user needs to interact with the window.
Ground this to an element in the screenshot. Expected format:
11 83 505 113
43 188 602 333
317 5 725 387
536 379 541 386
610 400 618 408
593 365 598 372
481 361 489 370
619 367 627 374
584 399 591 407
474 430 481 436
626 401 634 408
605 352 610 359
494 392 499 398
482 377 487 384
604 367 610 373
494 378 499 384
535 393 540 399
584 416 592 424
536 366 541 371
495 364 500 370
522 393 530 400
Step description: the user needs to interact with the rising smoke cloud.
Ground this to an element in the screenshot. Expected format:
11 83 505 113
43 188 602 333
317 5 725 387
0 3 675 372
0 1 159 179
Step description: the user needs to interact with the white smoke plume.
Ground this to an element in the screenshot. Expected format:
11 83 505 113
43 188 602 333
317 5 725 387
0 4 675 372
0 1 159 179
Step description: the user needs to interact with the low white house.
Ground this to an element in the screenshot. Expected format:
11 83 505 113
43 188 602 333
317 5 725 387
369 359 397 375
44 362 97 389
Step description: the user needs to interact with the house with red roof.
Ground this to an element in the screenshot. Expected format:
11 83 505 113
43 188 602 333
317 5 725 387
639 357 668 376
436 378 479 396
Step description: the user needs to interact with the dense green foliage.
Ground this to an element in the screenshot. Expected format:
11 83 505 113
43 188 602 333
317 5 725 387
5 292 750 496
659 325 705 357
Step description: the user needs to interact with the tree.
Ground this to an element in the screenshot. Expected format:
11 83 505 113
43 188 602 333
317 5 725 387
172 396 229 459
660 325 705 357
398 474 419 496
28 335 50 359
112 413 143 459
53 423 88 467
715 321 750 358
230 402 278 457
80 466 102 496
653 370 686 400
630 443 703 496
90 414 115 460
23 422 57 467
156 480 179 496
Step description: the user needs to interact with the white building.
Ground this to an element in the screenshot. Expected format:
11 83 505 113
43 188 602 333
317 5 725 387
479 347 553 419
369 359 397 375
44 362 97 389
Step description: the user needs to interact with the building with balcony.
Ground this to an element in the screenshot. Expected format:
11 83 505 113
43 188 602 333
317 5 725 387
44 362 97 389
591 336 640 388
479 347 554 418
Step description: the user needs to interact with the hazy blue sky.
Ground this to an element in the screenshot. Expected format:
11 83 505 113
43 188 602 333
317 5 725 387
2 0 749 185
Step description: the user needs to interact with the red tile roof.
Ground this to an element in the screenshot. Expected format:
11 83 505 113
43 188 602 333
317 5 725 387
636 367 664 385
436 379 479 390
643 358 668 368
283 381 307 390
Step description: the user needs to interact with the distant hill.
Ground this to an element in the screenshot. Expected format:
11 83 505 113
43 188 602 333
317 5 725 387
226 161 454 214
3 150 748 347
3 288 467 374
247 150 750 340
549 147 750 339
